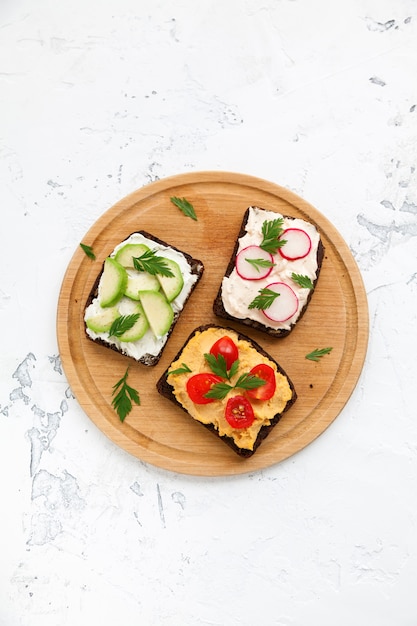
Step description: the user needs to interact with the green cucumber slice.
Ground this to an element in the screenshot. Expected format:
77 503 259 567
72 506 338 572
124 269 160 300
118 301 150 342
114 243 150 268
156 257 184 302
99 258 128 307
138 290 174 337
86 306 119 333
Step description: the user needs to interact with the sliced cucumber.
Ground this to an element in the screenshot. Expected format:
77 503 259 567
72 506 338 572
139 290 174 337
118 301 150 342
86 306 119 333
156 257 184 302
124 269 160 300
114 243 150 268
98 258 128 308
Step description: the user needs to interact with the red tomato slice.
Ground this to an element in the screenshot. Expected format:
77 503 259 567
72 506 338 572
210 336 239 370
225 395 255 429
186 373 223 404
246 363 276 401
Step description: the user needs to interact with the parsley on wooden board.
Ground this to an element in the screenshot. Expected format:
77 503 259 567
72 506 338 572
305 347 333 362
133 249 174 276
170 196 198 221
112 368 140 421
80 243 96 260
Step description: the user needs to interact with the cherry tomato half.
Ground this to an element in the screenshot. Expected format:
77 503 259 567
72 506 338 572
210 336 239 370
225 395 255 429
246 363 276 401
186 373 223 404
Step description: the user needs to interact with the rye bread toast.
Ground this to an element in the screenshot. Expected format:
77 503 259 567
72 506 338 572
156 324 297 457
213 207 324 338
84 231 204 366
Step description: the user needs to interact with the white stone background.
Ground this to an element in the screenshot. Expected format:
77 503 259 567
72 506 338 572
1 0 417 624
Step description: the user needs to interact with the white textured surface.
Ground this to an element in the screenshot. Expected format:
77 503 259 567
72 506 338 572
1 1 416 624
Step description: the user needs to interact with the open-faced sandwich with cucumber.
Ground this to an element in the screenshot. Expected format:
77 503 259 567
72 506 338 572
213 206 324 337
84 231 204 365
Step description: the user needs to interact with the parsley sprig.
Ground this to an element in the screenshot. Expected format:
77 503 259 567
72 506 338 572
170 196 197 221
305 347 333 362
204 353 239 381
109 314 140 338
292 273 314 290
168 363 192 375
245 257 276 273
80 243 96 260
133 249 174 277
248 287 280 310
203 352 265 400
260 218 287 254
112 367 140 422
204 372 266 401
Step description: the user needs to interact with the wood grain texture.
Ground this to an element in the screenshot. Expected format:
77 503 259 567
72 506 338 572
56 171 369 476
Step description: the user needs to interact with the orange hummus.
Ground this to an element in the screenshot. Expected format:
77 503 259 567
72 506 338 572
167 327 293 450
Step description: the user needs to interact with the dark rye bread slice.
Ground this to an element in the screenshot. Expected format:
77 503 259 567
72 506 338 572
213 207 325 338
156 324 297 458
84 231 204 366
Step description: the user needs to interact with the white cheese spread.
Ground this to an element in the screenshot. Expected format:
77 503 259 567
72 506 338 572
221 207 320 331
85 233 200 359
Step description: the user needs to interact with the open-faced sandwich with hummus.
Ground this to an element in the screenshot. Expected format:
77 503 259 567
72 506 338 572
157 325 297 457
84 231 204 366
213 206 324 337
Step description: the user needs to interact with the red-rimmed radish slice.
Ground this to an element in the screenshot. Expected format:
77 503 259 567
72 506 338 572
235 245 275 280
262 282 299 322
278 228 312 260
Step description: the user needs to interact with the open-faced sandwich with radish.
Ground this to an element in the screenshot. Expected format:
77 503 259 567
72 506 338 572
213 206 324 337
157 325 297 457
84 231 204 366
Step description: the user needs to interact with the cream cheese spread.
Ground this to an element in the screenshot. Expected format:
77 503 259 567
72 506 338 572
85 233 200 359
221 207 320 331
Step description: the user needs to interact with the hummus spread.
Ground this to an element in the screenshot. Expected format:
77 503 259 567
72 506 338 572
167 327 293 450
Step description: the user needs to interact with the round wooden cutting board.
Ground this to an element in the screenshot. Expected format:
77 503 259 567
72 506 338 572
57 171 369 476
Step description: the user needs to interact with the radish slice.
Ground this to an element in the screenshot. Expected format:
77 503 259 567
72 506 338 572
235 245 275 280
262 282 299 322
279 228 312 260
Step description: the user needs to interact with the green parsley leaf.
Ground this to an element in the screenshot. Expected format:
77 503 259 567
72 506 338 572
245 257 276 273
133 249 174 277
260 218 287 254
248 287 280 310
291 273 314 290
168 363 192 375
234 372 266 390
108 314 140 338
80 243 96 260
204 381 234 400
204 372 265 400
228 359 240 379
170 196 197 221
305 347 333 362
112 367 140 422
204 352 239 380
